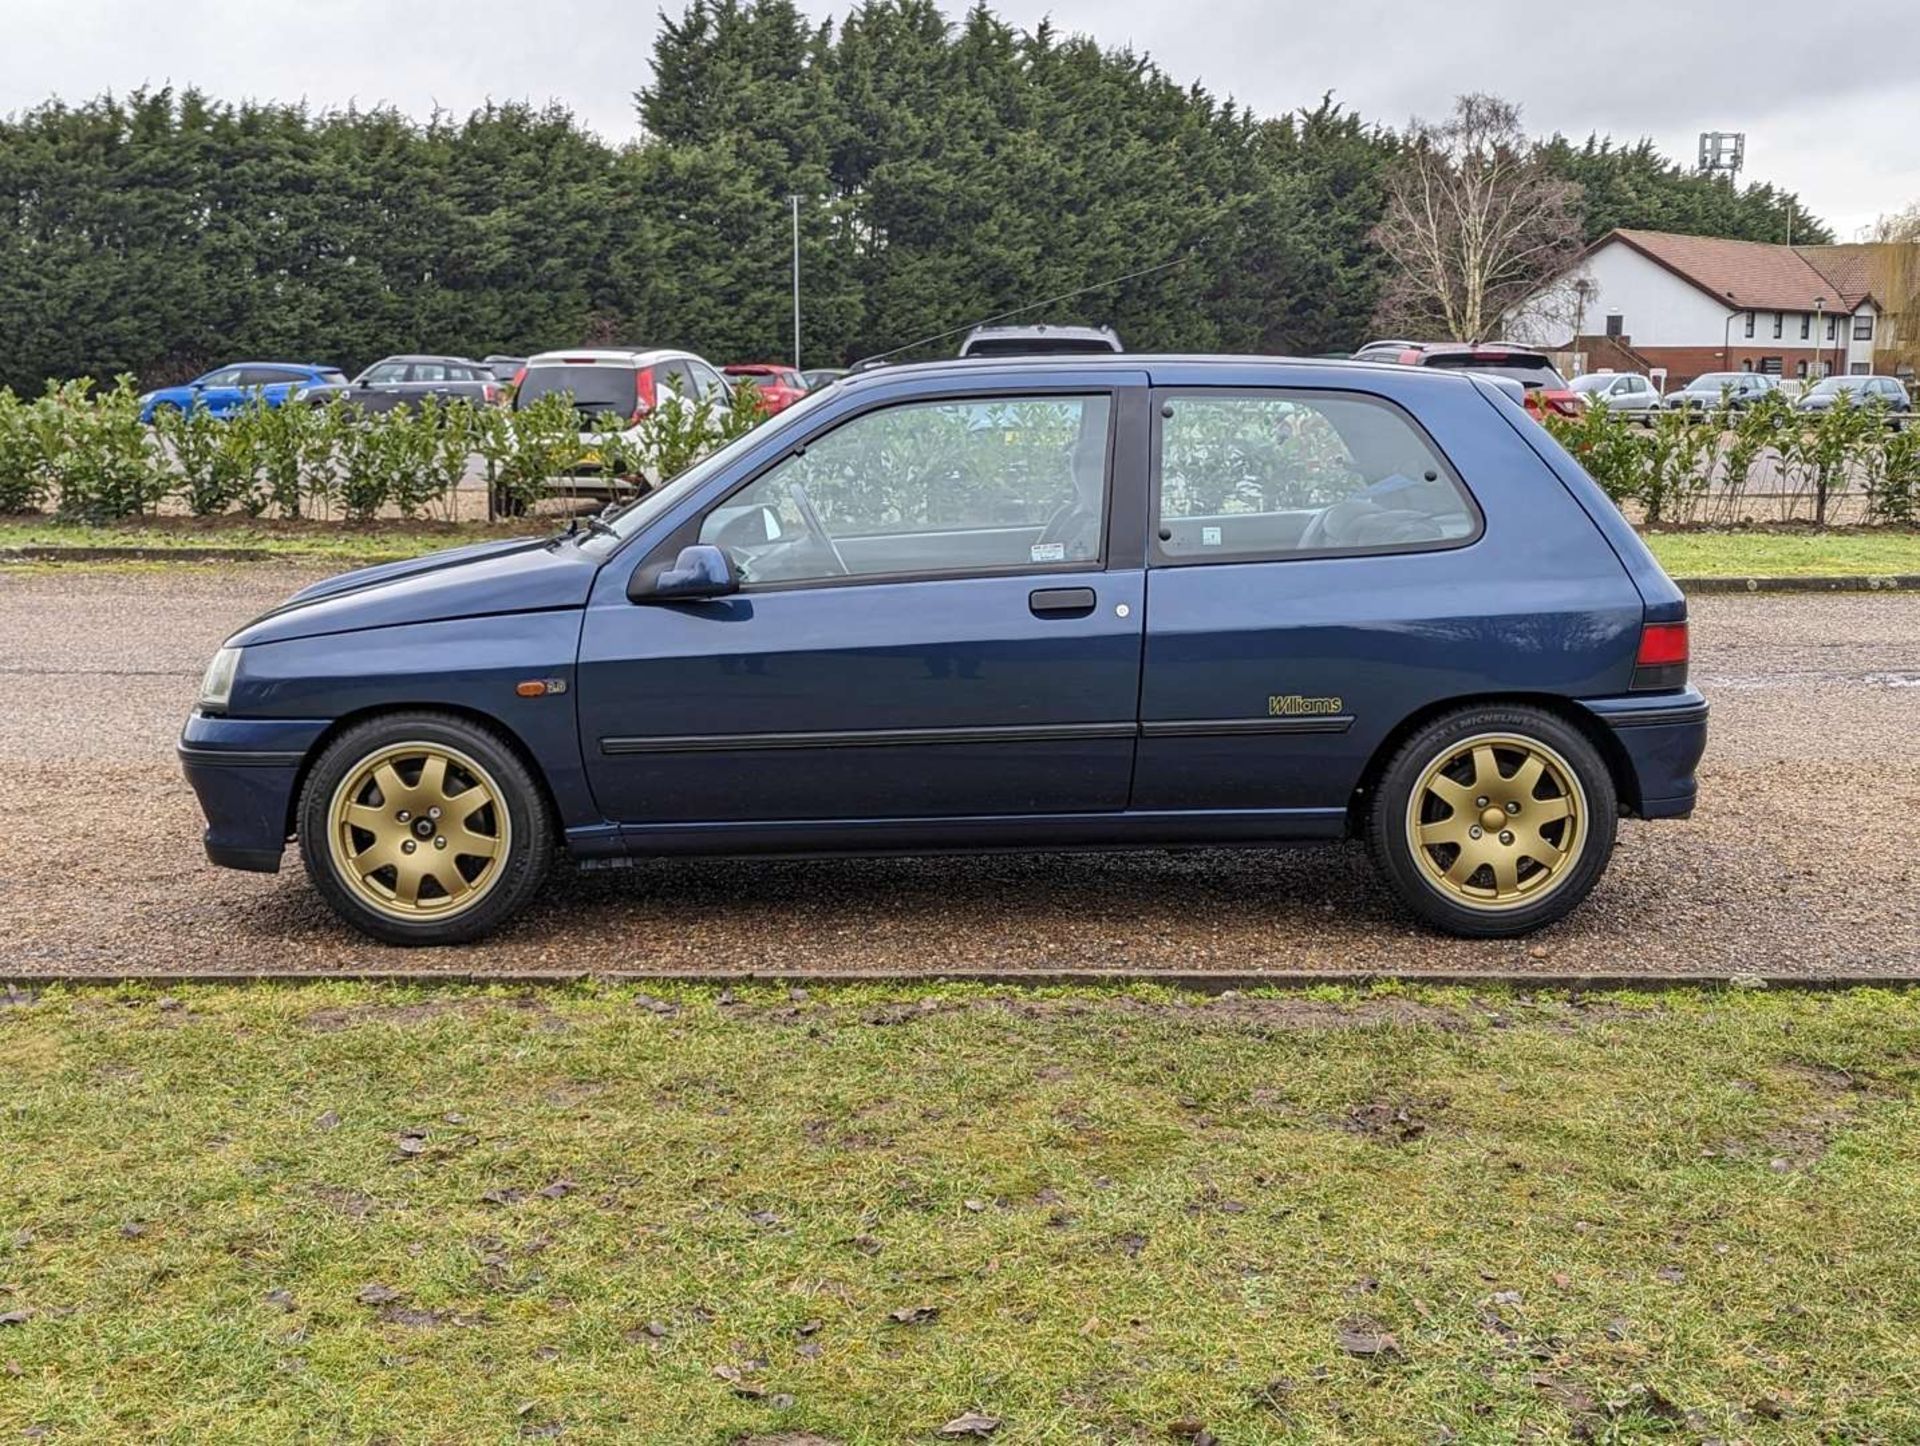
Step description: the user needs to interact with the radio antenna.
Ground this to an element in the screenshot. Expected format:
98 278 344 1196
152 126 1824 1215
848 250 1195 372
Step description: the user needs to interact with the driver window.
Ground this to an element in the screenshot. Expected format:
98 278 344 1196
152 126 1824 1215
1156 391 1475 561
699 394 1112 586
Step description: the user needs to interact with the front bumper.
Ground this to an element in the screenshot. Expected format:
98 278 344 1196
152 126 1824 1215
178 712 330 872
1578 688 1709 819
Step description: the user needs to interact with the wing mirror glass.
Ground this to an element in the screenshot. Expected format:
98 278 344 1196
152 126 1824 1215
629 543 738 603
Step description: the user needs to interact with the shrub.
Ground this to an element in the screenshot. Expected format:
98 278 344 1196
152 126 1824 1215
1867 424 1920 526
38 377 172 521
0 388 47 512
154 400 256 516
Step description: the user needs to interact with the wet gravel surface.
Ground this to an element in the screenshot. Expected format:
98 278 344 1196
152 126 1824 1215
2 563 1916 977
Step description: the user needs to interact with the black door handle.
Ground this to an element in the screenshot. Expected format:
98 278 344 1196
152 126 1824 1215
1029 587 1096 617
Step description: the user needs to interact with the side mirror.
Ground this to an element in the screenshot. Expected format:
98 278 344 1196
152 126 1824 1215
190 382 207 391
629 543 738 603
357 377 373 389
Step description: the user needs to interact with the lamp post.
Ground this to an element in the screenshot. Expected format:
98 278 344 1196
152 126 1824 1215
787 194 802 373
1722 291 1740 366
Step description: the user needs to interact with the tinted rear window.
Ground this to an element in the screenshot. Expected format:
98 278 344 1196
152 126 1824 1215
1419 353 1564 388
517 365 637 409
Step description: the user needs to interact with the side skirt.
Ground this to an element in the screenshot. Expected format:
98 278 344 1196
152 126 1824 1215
570 807 1350 861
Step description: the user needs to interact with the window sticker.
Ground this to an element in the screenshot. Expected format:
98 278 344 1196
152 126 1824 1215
1201 526 1222 547
1030 541 1067 563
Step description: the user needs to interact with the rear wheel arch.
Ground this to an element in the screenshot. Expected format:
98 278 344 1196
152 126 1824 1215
1346 692 1639 836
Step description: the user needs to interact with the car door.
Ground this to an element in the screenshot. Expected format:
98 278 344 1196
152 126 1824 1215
194 367 248 417
576 379 1151 831
357 361 411 412
1132 378 1643 829
400 361 446 409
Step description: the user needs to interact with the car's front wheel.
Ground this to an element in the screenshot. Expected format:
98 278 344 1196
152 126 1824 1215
297 712 553 945
1367 705 1617 937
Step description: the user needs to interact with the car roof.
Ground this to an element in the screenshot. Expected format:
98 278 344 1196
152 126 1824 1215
211 361 337 372
524 348 693 365
840 352 1484 394
368 354 487 365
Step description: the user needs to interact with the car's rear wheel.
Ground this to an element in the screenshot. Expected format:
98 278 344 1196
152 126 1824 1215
1367 705 1616 937
297 713 553 945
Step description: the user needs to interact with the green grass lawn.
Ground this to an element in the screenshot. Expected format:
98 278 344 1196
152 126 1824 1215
4 982 1919 1443
1643 528 1920 578
0 517 539 564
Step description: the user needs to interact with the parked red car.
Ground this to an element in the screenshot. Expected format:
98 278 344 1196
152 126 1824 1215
1357 342 1582 421
722 364 809 414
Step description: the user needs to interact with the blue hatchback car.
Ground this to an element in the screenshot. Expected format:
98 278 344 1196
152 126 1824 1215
180 356 1707 946
140 362 347 423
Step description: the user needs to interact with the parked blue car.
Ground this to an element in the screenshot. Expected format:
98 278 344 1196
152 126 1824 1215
139 362 347 423
181 355 1707 945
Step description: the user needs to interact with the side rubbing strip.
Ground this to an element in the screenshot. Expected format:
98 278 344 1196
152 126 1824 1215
601 717 1352 755
601 721 1139 755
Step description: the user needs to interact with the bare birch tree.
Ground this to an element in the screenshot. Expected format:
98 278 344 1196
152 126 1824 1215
1370 94 1584 342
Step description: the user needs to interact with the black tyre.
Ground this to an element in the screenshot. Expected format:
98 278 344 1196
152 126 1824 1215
297 711 554 945
1367 704 1617 938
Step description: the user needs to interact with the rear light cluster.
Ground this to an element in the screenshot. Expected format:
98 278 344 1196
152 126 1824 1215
633 367 657 422
1537 388 1582 418
1632 621 1689 691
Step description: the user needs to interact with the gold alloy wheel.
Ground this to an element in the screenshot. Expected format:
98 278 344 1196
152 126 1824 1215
326 742 510 920
1405 733 1586 910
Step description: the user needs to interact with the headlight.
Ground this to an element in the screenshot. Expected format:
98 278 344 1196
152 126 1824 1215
198 647 242 712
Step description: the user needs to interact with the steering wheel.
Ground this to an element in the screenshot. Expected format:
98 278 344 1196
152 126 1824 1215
786 479 849 576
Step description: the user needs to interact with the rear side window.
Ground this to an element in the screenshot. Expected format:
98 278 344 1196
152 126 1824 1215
517 365 638 410
1154 391 1478 562
687 360 728 400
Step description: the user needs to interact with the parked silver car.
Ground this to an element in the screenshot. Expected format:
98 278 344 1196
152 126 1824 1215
1570 372 1661 414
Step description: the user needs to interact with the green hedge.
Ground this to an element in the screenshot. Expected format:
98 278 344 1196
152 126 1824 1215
0 378 760 522
1541 392 1920 526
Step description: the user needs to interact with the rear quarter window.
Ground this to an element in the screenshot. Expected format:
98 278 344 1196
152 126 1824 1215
1153 390 1480 562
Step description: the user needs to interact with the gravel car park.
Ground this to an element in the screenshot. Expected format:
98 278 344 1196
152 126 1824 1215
2 565 1914 976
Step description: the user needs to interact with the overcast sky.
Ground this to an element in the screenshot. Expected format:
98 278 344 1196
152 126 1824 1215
6 0 1918 239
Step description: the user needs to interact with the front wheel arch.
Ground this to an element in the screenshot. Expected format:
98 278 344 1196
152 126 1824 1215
284 702 559 843
1346 692 1638 838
